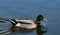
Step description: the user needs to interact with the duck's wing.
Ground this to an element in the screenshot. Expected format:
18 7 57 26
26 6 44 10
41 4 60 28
15 19 35 24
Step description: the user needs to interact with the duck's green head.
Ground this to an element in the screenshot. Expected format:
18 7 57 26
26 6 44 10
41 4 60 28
36 15 48 22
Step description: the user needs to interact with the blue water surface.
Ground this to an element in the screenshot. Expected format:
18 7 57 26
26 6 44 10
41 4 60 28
0 0 60 35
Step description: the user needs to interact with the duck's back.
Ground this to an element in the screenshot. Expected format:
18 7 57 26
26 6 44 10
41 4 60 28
15 19 34 24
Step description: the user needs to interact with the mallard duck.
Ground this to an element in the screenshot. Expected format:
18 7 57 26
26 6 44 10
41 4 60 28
0 15 48 29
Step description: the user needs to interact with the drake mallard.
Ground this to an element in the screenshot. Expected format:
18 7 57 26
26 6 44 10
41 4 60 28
0 15 48 29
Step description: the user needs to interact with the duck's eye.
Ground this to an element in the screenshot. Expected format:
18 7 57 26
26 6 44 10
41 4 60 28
39 17 43 20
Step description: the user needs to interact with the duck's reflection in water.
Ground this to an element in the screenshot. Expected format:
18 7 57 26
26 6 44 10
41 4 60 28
10 23 47 35
36 26 47 35
36 22 47 35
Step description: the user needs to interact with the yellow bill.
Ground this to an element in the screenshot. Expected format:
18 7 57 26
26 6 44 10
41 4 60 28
43 17 48 22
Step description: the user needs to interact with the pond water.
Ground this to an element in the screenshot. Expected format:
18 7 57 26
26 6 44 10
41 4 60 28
0 0 60 35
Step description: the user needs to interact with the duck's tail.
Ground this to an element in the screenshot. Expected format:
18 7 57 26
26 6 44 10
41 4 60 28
0 17 17 25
